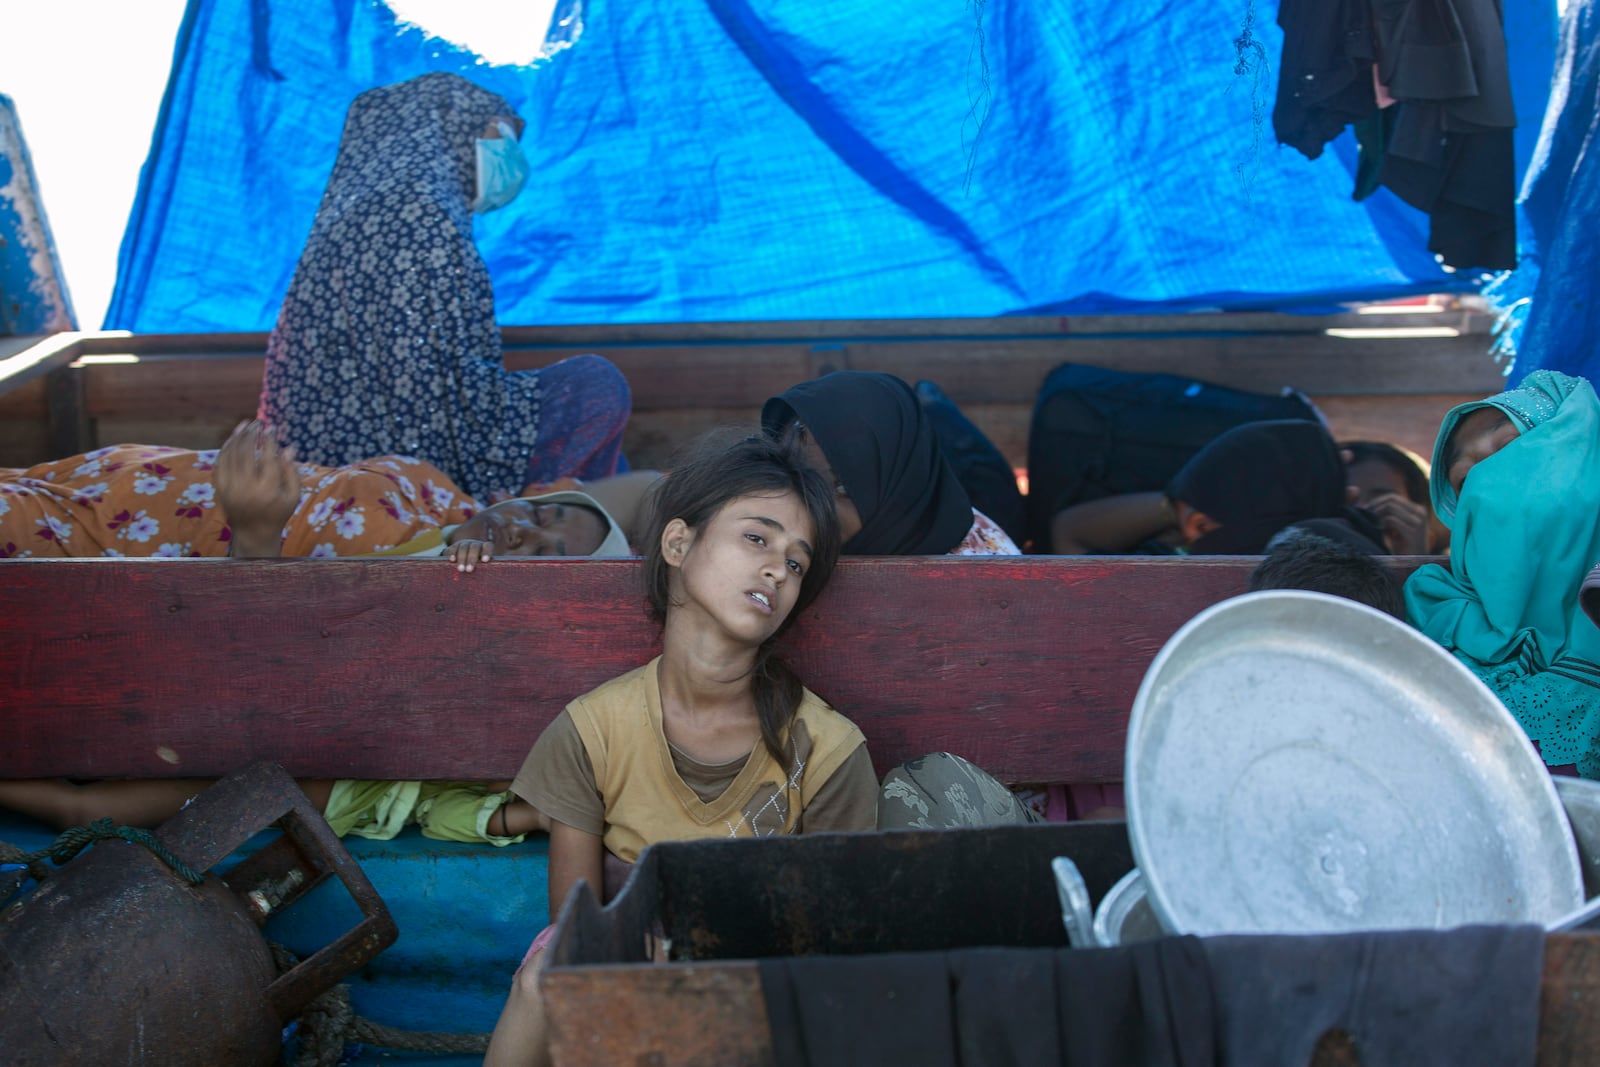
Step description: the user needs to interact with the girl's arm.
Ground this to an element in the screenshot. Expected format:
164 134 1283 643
1049 491 1175 554
547 820 604 926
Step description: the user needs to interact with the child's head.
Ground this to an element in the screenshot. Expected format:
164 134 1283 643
1165 419 1348 554
450 491 628 556
1426 371 1584 524
642 430 840 640
1248 527 1405 618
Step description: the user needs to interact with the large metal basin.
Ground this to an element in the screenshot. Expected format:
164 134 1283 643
1126 591 1584 936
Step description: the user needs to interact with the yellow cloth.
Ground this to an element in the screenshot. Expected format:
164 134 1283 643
322 779 524 845
366 528 449 557
563 657 867 863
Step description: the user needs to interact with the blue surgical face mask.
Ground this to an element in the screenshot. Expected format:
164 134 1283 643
472 121 529 214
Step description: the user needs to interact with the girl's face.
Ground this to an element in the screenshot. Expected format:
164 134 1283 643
664 490 817 646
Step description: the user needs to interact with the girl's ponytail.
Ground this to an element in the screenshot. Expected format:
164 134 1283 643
752 641 805 767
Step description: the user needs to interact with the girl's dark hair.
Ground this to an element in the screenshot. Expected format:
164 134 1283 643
1341 440 1429 505
641 429 841 765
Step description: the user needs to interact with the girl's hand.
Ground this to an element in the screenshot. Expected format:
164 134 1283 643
448 535 494 573
217 421 301 558
1364 492 1429 555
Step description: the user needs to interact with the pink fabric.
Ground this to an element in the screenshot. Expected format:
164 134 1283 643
515 923 558 976
949 508 1022 556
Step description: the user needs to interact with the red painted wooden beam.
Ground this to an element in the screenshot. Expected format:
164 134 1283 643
0 557 1430 783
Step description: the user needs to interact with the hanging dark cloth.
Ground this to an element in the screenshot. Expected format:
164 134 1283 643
763 372 974 555
1272 0 1379 160
1275 0 1518 270
757 926 1543 1067
760 939 1218 1067
1166 420 1385 555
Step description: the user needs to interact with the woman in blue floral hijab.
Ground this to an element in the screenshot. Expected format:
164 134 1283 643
259 72 628 501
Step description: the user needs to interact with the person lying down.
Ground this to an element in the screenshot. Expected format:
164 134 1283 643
219 421 641 568
0 421 656 564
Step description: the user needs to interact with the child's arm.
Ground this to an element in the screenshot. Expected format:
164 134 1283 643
483 820 601 1067
547 820 604 926
1050 491 1176 554
0 777 335 831
0 778 215 830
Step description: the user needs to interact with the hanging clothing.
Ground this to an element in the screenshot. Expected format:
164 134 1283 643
1406 372 1600 776
1165 420 1384 555
0 444 475 558
258 72 629 500
763 372 975 555
1275 0 1518 270
759 928 1542 1067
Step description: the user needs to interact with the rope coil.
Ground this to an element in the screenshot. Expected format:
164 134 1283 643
3 817 205 885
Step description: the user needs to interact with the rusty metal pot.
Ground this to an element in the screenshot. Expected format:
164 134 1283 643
0 762 396 1066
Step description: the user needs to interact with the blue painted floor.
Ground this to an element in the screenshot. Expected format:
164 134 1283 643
2 813 551 1063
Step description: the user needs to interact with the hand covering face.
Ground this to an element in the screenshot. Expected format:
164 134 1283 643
762 372 973 555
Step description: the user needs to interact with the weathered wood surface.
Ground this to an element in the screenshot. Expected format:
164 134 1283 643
0 556 1431 783
0 314 1501 468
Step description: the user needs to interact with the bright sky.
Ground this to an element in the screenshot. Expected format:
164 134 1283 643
0 0 554 330
0 1 188 329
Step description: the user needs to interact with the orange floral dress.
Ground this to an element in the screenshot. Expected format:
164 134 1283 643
0 444 478 558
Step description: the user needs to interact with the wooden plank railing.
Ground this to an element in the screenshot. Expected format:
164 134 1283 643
0 311 1501 469
0 555 1432 784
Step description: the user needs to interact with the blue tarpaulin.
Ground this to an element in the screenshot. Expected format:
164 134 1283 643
105 0 1558 333
1486 0 1600 386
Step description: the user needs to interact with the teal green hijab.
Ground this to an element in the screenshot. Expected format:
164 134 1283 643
1406 371 1600 775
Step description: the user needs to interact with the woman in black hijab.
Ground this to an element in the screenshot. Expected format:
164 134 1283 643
1051 419 1386 555
762 372 1018 555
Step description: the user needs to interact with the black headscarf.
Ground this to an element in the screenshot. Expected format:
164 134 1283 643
1167 420 1383 555
762 372 974 555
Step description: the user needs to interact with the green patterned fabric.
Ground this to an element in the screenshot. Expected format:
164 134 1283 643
1406 372 1600 775
322 779 525 845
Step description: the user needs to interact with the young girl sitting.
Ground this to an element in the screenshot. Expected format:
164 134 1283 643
1407 370 1600 777
484 431 878 1067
